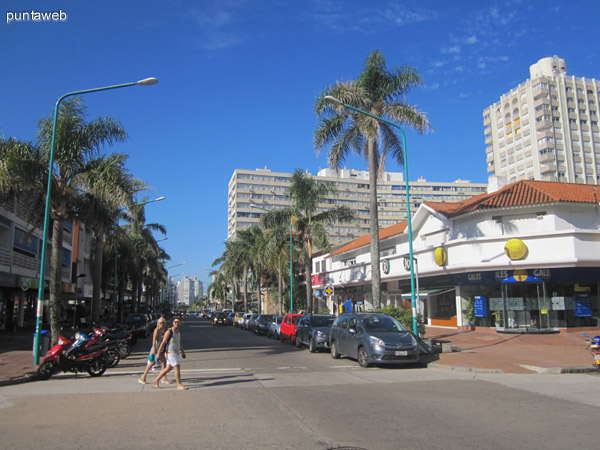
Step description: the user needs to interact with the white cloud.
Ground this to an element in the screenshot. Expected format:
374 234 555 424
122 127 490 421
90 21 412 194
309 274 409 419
477 62 486 69
431 60 446 68
442 45 461 54
464 35 478 44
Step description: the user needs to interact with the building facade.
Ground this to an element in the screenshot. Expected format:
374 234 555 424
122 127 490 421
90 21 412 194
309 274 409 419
484 56 600 185
228 167 487 243
0 196 93 330
312 180 600 332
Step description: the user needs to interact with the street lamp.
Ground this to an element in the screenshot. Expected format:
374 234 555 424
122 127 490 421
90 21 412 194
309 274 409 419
250 202 294 313
324 95 418 335
34 77 158 364
165 262 187 305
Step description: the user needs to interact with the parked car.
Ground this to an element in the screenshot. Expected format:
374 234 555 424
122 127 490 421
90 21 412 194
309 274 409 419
295 314 336 352
239 313 252 330
329 313 420 367
254 314 274 335
233 312 245 327
226 312 235 325
125 314 150 338
245 314 257 331
267 315 284 339
279 313 304 344
212 312 228 326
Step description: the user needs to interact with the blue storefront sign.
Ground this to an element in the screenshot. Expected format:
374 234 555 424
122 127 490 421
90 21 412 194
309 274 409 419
474 296 487 317
574 294 592 317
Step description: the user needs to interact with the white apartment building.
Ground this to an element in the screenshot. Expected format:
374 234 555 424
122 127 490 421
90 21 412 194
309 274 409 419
228 167 487 244
192 276 203 299
180 276 193 306
484 56 600 185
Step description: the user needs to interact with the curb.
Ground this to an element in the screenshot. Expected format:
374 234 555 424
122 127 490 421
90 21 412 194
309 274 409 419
0 372 37 387
428 363 505 374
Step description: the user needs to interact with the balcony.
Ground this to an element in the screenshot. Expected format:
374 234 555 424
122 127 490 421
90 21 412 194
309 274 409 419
539 152 555 163
540 163 557 173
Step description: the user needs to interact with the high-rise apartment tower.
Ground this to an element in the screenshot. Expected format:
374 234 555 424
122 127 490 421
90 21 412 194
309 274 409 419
228 167 487 244
484 56 600 185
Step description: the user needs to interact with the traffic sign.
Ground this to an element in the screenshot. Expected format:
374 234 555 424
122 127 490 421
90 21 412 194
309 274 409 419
324 285 334 296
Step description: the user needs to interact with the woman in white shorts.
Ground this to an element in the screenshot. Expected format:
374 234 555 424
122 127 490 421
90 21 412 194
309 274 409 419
153 318 187 390
139 317 170 384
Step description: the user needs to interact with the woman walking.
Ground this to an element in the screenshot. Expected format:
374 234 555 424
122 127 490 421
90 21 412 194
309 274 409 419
139 317 170 385
153 318 187 390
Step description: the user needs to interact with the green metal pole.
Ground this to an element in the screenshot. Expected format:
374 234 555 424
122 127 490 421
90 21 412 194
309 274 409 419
323 96 418 335
33 78 158 364
251 271 254 312
290 222 293 313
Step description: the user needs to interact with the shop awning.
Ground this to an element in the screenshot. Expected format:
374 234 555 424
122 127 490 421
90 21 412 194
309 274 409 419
400 289 444 299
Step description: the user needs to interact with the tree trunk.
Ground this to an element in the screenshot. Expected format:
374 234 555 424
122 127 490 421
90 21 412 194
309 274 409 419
257 274 262 314
91 237 103 323
367 137 381 309
304 243 313 314
50 219 64 345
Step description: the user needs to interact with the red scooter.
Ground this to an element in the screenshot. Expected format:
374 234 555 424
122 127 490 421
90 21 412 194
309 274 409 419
37 333 108 380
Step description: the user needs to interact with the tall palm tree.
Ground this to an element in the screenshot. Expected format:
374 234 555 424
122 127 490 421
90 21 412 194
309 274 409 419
122 199 167 313
314 50 431 308
77 153 146 322
261 169 355 314
0 99 127 343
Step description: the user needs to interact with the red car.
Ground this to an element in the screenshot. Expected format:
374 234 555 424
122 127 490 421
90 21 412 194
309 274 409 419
279 314 304 344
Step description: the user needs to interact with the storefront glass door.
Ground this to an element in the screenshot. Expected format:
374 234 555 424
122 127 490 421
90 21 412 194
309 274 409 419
502 282 549 331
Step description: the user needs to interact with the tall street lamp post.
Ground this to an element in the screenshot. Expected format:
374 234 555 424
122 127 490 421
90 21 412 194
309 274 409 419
33 77 158 364
250 202 294 313
324 95 418 335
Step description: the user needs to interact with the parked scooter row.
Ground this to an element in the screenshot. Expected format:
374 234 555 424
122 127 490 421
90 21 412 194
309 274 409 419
37 325 135 380
584 334 600 374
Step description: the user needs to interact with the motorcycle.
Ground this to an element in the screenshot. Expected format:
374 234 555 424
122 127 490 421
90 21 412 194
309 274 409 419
37 333 108 380
92 325 132 359
584 334 600 374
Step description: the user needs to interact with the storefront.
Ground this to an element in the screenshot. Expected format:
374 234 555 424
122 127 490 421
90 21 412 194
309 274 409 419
422 268 600 332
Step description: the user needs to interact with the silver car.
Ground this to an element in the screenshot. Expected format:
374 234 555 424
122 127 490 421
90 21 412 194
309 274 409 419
267 315 284 339
329 313 419 367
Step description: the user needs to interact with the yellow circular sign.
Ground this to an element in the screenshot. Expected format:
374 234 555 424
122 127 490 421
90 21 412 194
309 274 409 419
434 247 447 266
504 239 527 260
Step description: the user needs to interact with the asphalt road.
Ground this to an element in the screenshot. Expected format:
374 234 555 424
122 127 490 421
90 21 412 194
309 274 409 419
1 319 599 450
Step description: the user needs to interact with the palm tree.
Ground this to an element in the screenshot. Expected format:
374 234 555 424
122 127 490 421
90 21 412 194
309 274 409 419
0 99 127 343
122 199 167 313
314 50 431 308
77 153 146 322
261 169 355 314
262 224 292 314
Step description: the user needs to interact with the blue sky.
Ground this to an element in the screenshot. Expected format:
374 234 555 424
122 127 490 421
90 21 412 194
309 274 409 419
2 0 599 289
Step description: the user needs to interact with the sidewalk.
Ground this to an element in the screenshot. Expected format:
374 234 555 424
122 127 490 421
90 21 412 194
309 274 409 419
1 326 598 386
0 327 38 386
424 326 598 374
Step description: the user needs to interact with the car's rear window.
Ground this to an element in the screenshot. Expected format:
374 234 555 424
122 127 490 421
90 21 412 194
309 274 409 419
292 316 302 325
312 316 334 327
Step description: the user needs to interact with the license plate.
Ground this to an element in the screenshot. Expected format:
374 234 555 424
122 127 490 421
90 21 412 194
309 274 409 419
395 350 408 356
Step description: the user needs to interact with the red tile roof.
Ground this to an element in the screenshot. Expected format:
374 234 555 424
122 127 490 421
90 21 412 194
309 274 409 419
332 221 407 255
425 180 600 217
331 180 600 257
